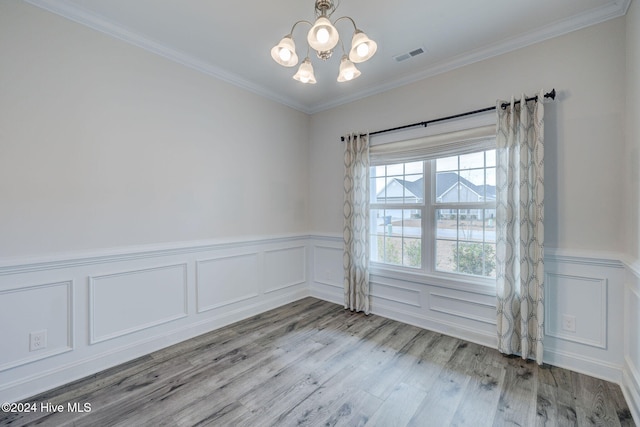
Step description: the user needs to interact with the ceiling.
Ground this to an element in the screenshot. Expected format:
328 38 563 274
26 0 631 114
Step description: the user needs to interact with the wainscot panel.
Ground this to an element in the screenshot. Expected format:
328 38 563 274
545 272 607 349
0 281 73 371
196 254 260 313
309 236 344 305
264 246 306 293
0 235 310 403
543 249 626 383
89 264 188 343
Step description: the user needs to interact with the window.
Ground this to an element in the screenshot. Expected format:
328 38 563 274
370 148 497 279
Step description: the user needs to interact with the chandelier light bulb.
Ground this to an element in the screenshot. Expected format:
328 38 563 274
356 42 369 58
293 57 317 84
279 48 292 62
316 27 330 44
270 36 299 67
307 16 339 52
348 30 377 63
337 55 361 82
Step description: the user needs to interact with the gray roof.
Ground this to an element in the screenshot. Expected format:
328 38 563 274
395 172 496 200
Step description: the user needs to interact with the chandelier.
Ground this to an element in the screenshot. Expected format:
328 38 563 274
270 0 377 84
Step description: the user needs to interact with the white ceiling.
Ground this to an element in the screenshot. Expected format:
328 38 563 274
26 0 631 114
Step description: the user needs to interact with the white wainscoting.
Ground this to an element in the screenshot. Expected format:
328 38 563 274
196 254 260 313
1 234 637 420
0 235 310 403
0 281 73 372
89 264 188 344
623 259 640 423
309 234 497 348
542 249 626 382
309 235 630 386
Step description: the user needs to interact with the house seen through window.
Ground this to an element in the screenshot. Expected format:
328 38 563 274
370 149 496 278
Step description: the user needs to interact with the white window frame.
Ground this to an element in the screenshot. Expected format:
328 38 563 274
368 114 497 290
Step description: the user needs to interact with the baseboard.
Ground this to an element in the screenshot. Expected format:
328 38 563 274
370 302 497 349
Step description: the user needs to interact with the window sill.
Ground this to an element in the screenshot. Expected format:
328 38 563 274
369 263 496 295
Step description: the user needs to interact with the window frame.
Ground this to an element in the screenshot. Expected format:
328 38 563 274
369 149 497 288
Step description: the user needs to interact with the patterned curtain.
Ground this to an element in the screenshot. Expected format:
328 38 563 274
495 92 546 363
343 133 370 314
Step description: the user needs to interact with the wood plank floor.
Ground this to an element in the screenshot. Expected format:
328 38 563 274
1 297 635 427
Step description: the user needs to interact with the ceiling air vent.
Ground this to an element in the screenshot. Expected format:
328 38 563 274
394 47 425 62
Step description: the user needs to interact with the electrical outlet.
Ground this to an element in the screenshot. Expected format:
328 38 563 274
29 330 47 351
561 314 576 332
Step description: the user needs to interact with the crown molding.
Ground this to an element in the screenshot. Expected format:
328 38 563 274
23 0 631 115
308 0 632 113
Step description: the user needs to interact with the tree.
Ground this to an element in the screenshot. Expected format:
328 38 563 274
404 239 421 268
453 243 496 276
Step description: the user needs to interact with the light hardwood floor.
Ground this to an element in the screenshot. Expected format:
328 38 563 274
1 297 635 426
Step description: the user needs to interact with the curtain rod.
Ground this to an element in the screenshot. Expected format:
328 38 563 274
340 89 556 141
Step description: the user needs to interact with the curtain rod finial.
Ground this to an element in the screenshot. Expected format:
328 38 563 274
546 88 556 100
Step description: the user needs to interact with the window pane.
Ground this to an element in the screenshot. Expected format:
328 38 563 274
372 162 424 205
456 242 486 276
485 168 496 200
405 161 424 174
436 156 458 172
436 240 456 273
373 177 387 203
370 209 385 262
485 209 496 243
459 169 485 201
436 172 459 203
373 165 386 177
459 215 483 242
384 236 402 265
436 207 497 277
459 152 484 170
440 241 496 278
403 238 421 268
486 149 496 167
386 163 404 176
371 208 422 269
402 175 424 203
484 243 497 278
385 177 405 203
436 209 457 240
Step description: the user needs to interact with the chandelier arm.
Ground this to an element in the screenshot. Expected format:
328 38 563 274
289 19 313 35
339 38 347 55
333 16 358 32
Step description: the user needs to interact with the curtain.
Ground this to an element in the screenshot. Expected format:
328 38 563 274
495 91 546 363
343 133 370 314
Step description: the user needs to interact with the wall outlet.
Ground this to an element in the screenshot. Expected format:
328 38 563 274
29 330 47 351
561 314 576 332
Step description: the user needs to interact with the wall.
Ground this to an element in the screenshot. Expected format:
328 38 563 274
624 0 640 422
309 18 625 254
309 16 630 387
0 0 310 260
0 0 310 402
